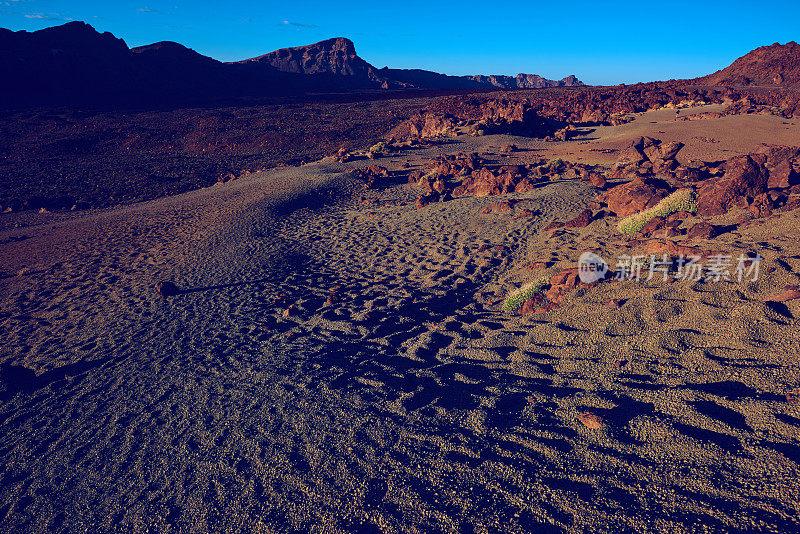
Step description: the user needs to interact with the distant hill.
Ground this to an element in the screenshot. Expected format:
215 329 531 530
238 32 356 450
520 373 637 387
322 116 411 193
696 41 800 87
237 37 584 91
0 21 308 108
0 22 583 109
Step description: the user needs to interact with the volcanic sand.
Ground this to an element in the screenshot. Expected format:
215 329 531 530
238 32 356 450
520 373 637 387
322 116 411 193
0 106 799 533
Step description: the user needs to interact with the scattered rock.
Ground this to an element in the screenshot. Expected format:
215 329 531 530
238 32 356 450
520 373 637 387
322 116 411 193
748 192 773 218
666 211 693 223
686 222 717 239
415 192 439 208
563 209 593 228
696 155 768 216
589 172 607 189
544 220 565 231
637 216 665 237
763 287 800 303
596 177 670 217
157 281 181 297
514 209 538 219
480 200 515 214
577 412 604 429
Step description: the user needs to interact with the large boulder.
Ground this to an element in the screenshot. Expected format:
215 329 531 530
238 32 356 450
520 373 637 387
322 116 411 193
760 145 800 189
596 177 671 217
696 155 768 216
399 112 460 138
768 158 799 189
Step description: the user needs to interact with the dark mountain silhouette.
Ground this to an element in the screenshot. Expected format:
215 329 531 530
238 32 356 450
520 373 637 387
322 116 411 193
237 37 584 90
237 37 401 89
696 41 800 87
0 21 307 108
0 22 583 109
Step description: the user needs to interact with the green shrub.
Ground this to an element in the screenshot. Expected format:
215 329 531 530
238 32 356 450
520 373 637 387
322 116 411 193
547 159 565 174
618 189 697 235
369 141 387 154
503 276 550 312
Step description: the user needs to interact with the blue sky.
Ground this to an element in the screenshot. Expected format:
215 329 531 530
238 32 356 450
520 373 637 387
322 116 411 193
1 0 797 85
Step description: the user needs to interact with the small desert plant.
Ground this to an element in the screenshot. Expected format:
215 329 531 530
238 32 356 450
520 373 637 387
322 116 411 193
419 170 438 184
618 189 697 235
369 141 387 154
503 276 550 312
547 158 565 173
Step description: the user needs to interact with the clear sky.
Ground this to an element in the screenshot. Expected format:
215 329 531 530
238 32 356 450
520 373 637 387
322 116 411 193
1 0 797 85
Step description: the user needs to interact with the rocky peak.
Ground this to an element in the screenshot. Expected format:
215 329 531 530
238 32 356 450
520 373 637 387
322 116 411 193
239 37 367 76
698 41 800 87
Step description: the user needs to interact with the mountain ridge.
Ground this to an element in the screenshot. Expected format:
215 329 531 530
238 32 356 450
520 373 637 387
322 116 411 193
0 22 586 108
236 36 584 90
695 41 800 87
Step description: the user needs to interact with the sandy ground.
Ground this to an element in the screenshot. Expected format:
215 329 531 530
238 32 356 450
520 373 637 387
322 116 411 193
0 108 799 533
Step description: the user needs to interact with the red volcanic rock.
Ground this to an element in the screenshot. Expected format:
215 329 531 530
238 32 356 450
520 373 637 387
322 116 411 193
157 281 181 297
768 158 799 189
782 197 800 212
596 178 670 217
335 148 354 163
514 209 538 219
749 193 773 218
760 145 800 168
366 165 388 176
544 220 565 230
637 216 666 237
696 155 768 216
659 141 685 161
545 267 586 304
577 412 604 429
696 41 800 87
686 222 717 239
618 138 685 168
519 298 538 315
589 172 607 189
413 113 460 138
501 144 518 153
763 288 800 302
462 166 528 197
480 200 515 214
616 145 647 167
563 208 593 228
355 165 389 188
651 227 681 238
415 192 439 208
468 168 499 197
666 211 693 223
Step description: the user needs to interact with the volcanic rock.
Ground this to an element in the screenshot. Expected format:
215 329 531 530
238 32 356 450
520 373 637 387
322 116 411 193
696 155 768 216
686 222 717 239
596 178 670 217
